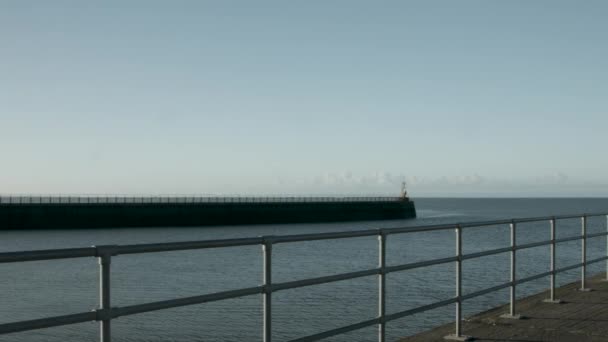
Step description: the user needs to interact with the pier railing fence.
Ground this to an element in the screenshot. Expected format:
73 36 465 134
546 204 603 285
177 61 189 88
1 213 607 341
0 196 405 204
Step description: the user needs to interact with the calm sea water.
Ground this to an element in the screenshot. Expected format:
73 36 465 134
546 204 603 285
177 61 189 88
1 198 608 342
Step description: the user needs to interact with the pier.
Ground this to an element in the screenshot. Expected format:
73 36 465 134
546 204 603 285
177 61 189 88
0 212 607 341
0 195 416 229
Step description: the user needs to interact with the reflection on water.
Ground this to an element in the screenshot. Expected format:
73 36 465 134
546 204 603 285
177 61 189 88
1 198 607 341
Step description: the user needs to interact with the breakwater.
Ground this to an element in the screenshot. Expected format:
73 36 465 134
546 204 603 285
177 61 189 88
0 196 416 229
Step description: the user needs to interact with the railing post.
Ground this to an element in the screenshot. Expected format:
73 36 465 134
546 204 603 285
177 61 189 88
444 225 471 341
378 231 387 342
606 215 608 281
95 245 116 342
100 255 111 342
263 238 273 342
544 218 562 303
510 222 516 316
501 222 521 319
580 215 591 291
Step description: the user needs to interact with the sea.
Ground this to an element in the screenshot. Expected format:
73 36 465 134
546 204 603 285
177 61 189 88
1 198 608 342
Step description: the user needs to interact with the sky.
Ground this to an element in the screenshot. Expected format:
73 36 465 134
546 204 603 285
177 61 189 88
1 1 607 197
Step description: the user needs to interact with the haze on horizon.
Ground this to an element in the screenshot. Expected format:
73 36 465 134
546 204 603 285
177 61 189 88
1 1 607 197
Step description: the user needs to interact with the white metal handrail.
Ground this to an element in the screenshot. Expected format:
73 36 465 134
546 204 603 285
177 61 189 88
0 213 607 341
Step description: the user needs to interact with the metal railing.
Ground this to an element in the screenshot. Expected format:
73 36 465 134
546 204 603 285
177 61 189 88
1 212 607 341
0 196 404 205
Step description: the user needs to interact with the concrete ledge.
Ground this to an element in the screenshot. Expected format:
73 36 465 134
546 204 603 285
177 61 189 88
401 273 608 342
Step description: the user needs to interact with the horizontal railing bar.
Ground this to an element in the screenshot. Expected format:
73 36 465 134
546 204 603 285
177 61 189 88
4 268 605 336
555 236 583 244
515 271 552 286
555 262 584 274
517 239 552 251
458 213 608 226
553 214 584 220
273 229 380 244
116 237 265 255
288 317 380 342
0 311 97 334
586 232 608 239
272 269 379 292
385 256 458 273
461 282 512 301
585 256 608 265
588 212 608 217
162 213 607 246
458 215 574 227
384 297 459 322
458 213 606 226
459 219 512 228
0 247 96 263
462 247 512 260
1 212 607 263
116 286 264 317
385 224 457 235
512 216 554 223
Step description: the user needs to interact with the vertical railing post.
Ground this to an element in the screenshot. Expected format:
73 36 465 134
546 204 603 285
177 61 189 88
100 255 111 342
510 222 516 316
501 222 521 319
456 225 463 336
378 231 387 342
580 215 590 291
95 245 116 342
606 215 608 281
544 218 561 303
263 238 273 342
444 225 471 341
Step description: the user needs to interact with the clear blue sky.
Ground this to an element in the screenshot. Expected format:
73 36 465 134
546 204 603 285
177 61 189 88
1 1 607 196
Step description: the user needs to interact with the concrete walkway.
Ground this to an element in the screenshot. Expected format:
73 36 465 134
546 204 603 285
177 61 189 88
400 274 608 342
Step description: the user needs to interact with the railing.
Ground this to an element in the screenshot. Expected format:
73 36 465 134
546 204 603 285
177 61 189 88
0 195 404 204
1 213 607 341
